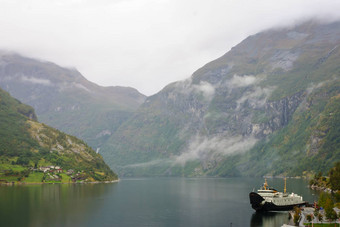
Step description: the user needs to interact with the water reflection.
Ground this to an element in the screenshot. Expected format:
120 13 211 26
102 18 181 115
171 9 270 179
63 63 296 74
0 178 318 227
251 212 290 227
0 183 116 227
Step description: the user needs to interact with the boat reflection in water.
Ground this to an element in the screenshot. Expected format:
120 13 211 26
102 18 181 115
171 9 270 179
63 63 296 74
250 211 290 227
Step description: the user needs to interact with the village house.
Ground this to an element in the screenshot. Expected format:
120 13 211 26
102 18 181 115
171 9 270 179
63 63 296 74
39 166 63 173
39 166 50 173
55 168 63 173
66 169 74 175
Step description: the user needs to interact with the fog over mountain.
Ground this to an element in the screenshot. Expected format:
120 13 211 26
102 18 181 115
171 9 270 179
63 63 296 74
0 0 339 95
0 3 339 178
0 53 146 154
101 19 340 177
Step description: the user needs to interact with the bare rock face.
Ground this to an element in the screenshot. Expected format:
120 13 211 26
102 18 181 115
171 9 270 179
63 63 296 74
248 90 306 138
101 20 340 177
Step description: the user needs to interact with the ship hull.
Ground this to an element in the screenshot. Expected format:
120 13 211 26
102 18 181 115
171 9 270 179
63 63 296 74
249 192 306 212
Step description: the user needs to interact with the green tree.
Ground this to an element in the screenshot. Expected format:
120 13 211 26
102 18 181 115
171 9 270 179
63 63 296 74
324 197 338 223
325 197 334 219
327 209 337 223
317 213 323 223
314 207 319 218
335 191 340 203
293 206 301 226
329 161 340 191
306 214 312 226
318 192 332 208
21 170 30 177
16 156 29 165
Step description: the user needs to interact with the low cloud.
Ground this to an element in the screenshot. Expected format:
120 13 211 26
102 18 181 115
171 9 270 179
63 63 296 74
236 86 274 109
72 82 91 93
228 75 257 88
57 82 92 93
173 78 192 93
305 76 339 95
120 134 258 169
192 81 215 100
306 81 326 95
1 1 340 95
174 134 257 165
20 75 52 86
298 77 339 111
173 78 215 101
122 159 173 168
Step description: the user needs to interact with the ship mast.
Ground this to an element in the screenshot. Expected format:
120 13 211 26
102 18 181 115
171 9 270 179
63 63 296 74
284 177 287 193
264 178 268 190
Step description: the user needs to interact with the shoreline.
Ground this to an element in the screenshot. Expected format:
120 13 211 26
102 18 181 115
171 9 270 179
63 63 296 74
310 184 334 193
0 179 120 186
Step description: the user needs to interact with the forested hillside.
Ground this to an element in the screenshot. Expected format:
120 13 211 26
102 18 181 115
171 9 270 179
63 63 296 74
102 20 340 177
0 52 146 153
0 88 117 183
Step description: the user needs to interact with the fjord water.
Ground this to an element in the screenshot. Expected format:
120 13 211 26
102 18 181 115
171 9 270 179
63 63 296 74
0 178 318 227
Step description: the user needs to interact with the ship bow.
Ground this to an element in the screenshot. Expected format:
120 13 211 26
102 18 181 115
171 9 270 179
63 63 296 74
249 192 265 211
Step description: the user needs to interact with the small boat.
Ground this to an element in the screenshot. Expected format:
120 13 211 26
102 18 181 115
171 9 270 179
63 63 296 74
249 178 306 212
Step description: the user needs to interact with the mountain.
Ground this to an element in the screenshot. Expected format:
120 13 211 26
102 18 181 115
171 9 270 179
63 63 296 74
0 87 117 183
0 52 146 152
102 20 340 177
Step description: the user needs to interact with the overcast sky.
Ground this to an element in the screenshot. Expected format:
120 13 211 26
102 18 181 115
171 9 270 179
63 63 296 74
0 0 339 95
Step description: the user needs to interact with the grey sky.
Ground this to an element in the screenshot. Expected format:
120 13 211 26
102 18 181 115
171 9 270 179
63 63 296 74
0 0 339 95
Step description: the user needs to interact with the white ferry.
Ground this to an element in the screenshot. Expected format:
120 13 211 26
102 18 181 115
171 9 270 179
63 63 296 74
249 179 306 212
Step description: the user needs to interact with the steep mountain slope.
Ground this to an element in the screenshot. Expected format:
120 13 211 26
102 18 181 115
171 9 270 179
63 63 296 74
0 53 146 152
0 88 117 183
102 20 340 177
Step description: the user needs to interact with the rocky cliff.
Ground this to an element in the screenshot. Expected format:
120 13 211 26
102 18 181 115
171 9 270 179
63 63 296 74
102 20 340 177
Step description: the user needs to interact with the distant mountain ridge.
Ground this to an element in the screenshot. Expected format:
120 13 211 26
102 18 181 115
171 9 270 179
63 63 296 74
0 52 146 152
1 20 339 178
0 87 117 183
101 20 340 177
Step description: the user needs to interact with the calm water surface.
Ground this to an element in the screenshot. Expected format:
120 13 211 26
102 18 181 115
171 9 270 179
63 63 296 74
0 178 319 227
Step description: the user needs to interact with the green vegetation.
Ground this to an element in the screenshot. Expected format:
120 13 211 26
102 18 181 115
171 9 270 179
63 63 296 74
310 161 340 192
0 89 37 158
0 88 117 184
303 192 339 226
2 21 339 178
306 214 313 223
303 162 340 226
0 53 145 158
329 162 340 191
304 224 339 227
97 20 340 177
293 206 301 226
324 198 338 222
24 172 44 183
215 81 340 177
